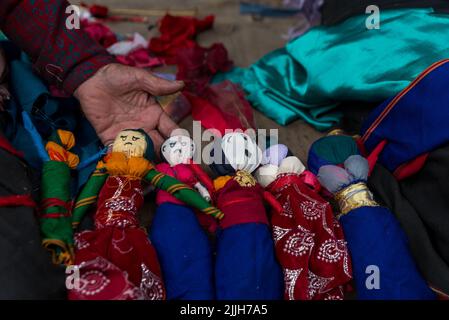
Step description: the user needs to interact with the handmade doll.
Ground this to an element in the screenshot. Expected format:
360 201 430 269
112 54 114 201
149 134 217 299
254 144 352 300
209 132 284 300
317 154 435 300
39 128 222 300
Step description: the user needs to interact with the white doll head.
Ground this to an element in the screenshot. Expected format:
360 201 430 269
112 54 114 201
278 156 306 175
161 135 195 166
221 132 262 174
255 143 306 187
254 164 279 188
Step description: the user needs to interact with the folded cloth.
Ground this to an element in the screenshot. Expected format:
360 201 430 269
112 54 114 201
360 58 449 174
215 8 449 130
369 146 449 297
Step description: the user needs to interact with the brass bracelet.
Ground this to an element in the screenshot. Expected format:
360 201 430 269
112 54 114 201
335 182 378 216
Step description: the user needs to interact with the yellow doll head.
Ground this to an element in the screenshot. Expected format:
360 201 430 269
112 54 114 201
111 129 154 160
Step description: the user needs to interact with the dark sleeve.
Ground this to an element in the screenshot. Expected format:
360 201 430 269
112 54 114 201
0 0 116 94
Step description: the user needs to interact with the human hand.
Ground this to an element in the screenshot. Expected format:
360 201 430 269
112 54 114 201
73 63 184 150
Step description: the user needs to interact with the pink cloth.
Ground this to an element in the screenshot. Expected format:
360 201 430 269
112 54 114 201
155 163 198 205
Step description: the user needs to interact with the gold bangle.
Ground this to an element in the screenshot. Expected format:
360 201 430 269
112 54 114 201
335 182 378 216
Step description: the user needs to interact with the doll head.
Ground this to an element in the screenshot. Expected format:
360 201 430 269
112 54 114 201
210 132 262 176
111 129 155 160
255 144 306 187
161 135 195 166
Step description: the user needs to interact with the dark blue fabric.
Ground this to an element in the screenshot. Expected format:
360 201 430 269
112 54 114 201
149 203 215 300
307 135 360 175
1 40 102 190
361 60 449 172
215 223 284 300
340 206 436 300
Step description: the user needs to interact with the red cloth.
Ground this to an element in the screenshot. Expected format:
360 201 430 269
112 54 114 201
149 15 254 133
81 19 117 49
267 172 353 300
215 174 269 229
69 176 165 300
0 194 35 208
0 134 23 158
115 48 162 69
187 81 255 134
149 15 215 65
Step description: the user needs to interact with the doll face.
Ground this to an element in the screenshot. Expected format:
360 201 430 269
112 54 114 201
161 135 195 166
221 132 262 174
112 130 147 158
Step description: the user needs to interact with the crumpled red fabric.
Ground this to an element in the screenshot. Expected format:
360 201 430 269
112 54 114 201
149 15 215 65
266 172 353 300
115 48 162 68
186 81 255 134
81 19 117 48
150 14 254 134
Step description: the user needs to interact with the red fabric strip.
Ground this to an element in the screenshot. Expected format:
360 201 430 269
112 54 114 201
0 194 35 207
0 134 23 158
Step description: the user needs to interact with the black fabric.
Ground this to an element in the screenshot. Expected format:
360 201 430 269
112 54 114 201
368 150 449 295
322 0 449 26
0 146 66 299
336 101 380 135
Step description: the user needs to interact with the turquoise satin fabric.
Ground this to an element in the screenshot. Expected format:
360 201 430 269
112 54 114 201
215 8 449 130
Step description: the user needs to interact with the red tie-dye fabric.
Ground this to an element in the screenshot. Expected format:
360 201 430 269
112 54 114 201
267 172 353 300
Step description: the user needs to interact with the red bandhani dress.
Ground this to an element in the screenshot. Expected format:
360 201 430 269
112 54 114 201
68 174 165 300
267 172 353 300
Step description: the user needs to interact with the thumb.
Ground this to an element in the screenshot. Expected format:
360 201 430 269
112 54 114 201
139 70 184 96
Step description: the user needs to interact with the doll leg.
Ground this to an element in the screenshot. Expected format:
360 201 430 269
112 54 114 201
215 223 284 300
149 203 215 300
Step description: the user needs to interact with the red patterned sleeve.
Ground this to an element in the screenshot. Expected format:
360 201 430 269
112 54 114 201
0 0 116 94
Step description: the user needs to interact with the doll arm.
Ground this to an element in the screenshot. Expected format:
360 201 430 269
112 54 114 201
71 162 109 229
194 182 211 202
40 130 79 265
145 168 224 219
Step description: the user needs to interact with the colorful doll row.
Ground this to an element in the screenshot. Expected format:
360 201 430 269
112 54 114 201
38 128 436 300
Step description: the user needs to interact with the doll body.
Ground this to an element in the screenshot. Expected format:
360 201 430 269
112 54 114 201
317 155 435 300
266 172 352 300
213 170 283 300
209 133 284 300
150 160 215 300
69 154 165 300
255 146 352 300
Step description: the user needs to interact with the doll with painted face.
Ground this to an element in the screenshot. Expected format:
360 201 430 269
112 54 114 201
254 144 353 300
149 133 217 300
209 132 284 300
61 129 222 300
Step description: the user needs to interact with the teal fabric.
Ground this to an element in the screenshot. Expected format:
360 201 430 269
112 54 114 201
215 8 449 130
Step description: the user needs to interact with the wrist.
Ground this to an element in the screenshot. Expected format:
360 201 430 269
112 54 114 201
69 56 116 97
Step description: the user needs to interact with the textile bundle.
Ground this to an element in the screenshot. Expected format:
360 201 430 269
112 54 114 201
215 8 449 130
